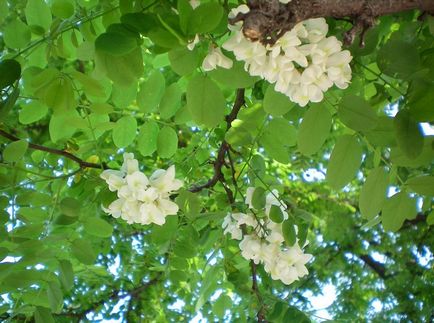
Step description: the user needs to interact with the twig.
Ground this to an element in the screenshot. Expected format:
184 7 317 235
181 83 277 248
0 129 105 169
189 89 245 192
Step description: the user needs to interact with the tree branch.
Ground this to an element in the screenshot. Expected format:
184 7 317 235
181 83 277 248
358 254 389 279
189 89 245 193
0 128 105 169
234 0 434 45
71 275 161 319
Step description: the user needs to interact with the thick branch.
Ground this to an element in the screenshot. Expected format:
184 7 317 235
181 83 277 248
73 275 161 319
0 129 105 169
189 89 245 193
358 254 389 279
236 0 434 44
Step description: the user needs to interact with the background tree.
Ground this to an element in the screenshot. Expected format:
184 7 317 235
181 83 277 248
0 0 433 322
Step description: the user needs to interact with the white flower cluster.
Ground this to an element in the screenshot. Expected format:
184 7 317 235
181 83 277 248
222 5 352 107
222 187 312 285
100 153 183 226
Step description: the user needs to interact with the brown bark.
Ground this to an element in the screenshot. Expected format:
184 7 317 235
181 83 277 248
234 0 434 44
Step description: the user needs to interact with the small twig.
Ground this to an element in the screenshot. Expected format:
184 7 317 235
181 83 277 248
0 129 105 170
189 89 245 192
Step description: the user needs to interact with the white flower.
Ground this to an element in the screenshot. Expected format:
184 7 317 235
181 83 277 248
187 34 200 51
101 170 125 192
202 47 233 71
189 0 200 9
223 16 352 106
223 186 313 285
101 154 183 226
150 165 183 194
245 187 257 209
222 213 243 240
102 198 124 218
121 153 139 175
303 18 329 43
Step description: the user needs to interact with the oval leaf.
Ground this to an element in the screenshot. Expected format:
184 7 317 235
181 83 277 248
137 121 159 157
394 110 424 159
157 126 178 158
382 192 416 232
338 94 378 131
405 175 434 196
297 103 332 156
326 135 363 190
112 116 137 148
0 59 21 90
187 74 225 127
359 167 389 220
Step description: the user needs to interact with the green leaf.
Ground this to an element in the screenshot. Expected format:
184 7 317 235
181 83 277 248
3 19 31 49
25 0 52 33
283 306 311 323
95 31 138 56
338 94 378 131
151 215 178 245
0 0 8 24
51 0 75 19
209 61 258 89
137 71 166 113
43 76 76 111
19 100 48 124
359 167 389 220
137 121 159 157
112 116 137 148
213 294 232 319
71 239 97 265
427 210 434 226
71 71 106 98
263 86 294 116
157 126 178 158
0 59 21 90
282 219 296 247
34 307 55 323
297 103 332 156
84 217 113 238
377 38 421 79
188 2 223 34
260 118 296 164
3 140 28 163
187 74 225 127
394 109 424 159
159 83 182 119
326 135 363 190
364 116 396 147
58 260 73 291
168 47 200 76
252 187 266 210
382 192 416 232
96 47 144 86
405 176 434 196
178 0 193 33
49 110 81 143
47 281 63 313
407 79 434 122
391 137 434 168
267 302 286 321
60 197 81 217
269 205 284 223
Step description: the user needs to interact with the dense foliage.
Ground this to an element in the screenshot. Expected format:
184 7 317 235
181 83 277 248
0 0 433 322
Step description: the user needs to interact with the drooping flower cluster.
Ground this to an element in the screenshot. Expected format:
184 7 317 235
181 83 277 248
101 153 183 226
222 187 312 285
222 5 352 107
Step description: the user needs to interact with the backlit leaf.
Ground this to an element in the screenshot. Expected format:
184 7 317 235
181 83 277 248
326 135 363 190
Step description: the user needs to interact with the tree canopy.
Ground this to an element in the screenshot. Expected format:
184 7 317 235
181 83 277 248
0 0 433 322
